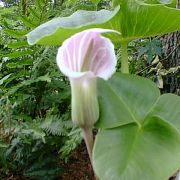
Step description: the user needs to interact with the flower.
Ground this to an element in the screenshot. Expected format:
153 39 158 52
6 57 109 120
56 28 117 128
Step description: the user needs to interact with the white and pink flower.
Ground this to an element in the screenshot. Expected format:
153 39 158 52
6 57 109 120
56 28 117 128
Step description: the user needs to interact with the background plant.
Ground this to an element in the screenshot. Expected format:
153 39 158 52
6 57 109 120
26 0 180 179
1 0 180 179
0 0 85 179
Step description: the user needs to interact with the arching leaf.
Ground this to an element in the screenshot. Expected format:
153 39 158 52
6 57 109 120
27 0 180 45
27 7 120 45
93 73 180 180
93 117 180 180
118 0 180 41
96 73 160 128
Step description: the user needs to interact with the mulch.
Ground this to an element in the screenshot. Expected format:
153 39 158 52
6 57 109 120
60 141 95 180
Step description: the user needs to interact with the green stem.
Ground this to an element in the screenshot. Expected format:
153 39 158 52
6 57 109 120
81 128 99 180
121 41 129 74
81 128 94 163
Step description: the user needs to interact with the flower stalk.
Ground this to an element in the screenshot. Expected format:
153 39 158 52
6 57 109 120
121 41 129 74
81 128 94 163
82 127 99 180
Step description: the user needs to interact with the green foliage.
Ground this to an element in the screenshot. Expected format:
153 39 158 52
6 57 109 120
1 0 180 179
27 0 180 45
93 73 180 180
138 39 162 63
0 0 83 179
0 6 17 24
0 100 74 179
96 73 160 128
4 117 68 179
27 6 120 45
41 115 72 136
60 128 82 162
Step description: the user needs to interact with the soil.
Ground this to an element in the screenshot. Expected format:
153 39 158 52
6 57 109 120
60 141 95 180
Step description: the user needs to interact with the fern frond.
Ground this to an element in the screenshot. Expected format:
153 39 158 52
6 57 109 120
7 41 28 49
29 7 41 19
41 115 72 136
4 29 29 38
60 128 82 161
23 156 63 180
19 15 37 28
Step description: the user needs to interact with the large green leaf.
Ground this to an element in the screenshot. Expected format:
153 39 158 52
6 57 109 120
118 0 180 41
113 0 176 7
27 7 120 45
148 94 180 131
126 0 177 7
93 117 180 180
27 0 180 45
96 78 136 128
96 73 160 128
93 73 180 180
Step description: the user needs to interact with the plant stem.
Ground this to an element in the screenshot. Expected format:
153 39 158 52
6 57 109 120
121 41 129 74
82 128 94 163
81 128 99 180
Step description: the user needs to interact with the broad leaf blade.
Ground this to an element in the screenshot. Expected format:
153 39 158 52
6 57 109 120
96 78 135 128
139 0 177 7
27 0 180 45
96 73 160 128
27 7 120 45
119 1 180 41
94 73 180 179
93 117 180 180
148 93 180 131
108 73 160 122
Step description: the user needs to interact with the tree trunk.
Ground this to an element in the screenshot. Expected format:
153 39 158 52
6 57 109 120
161 32 180 95
161 1 180 95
